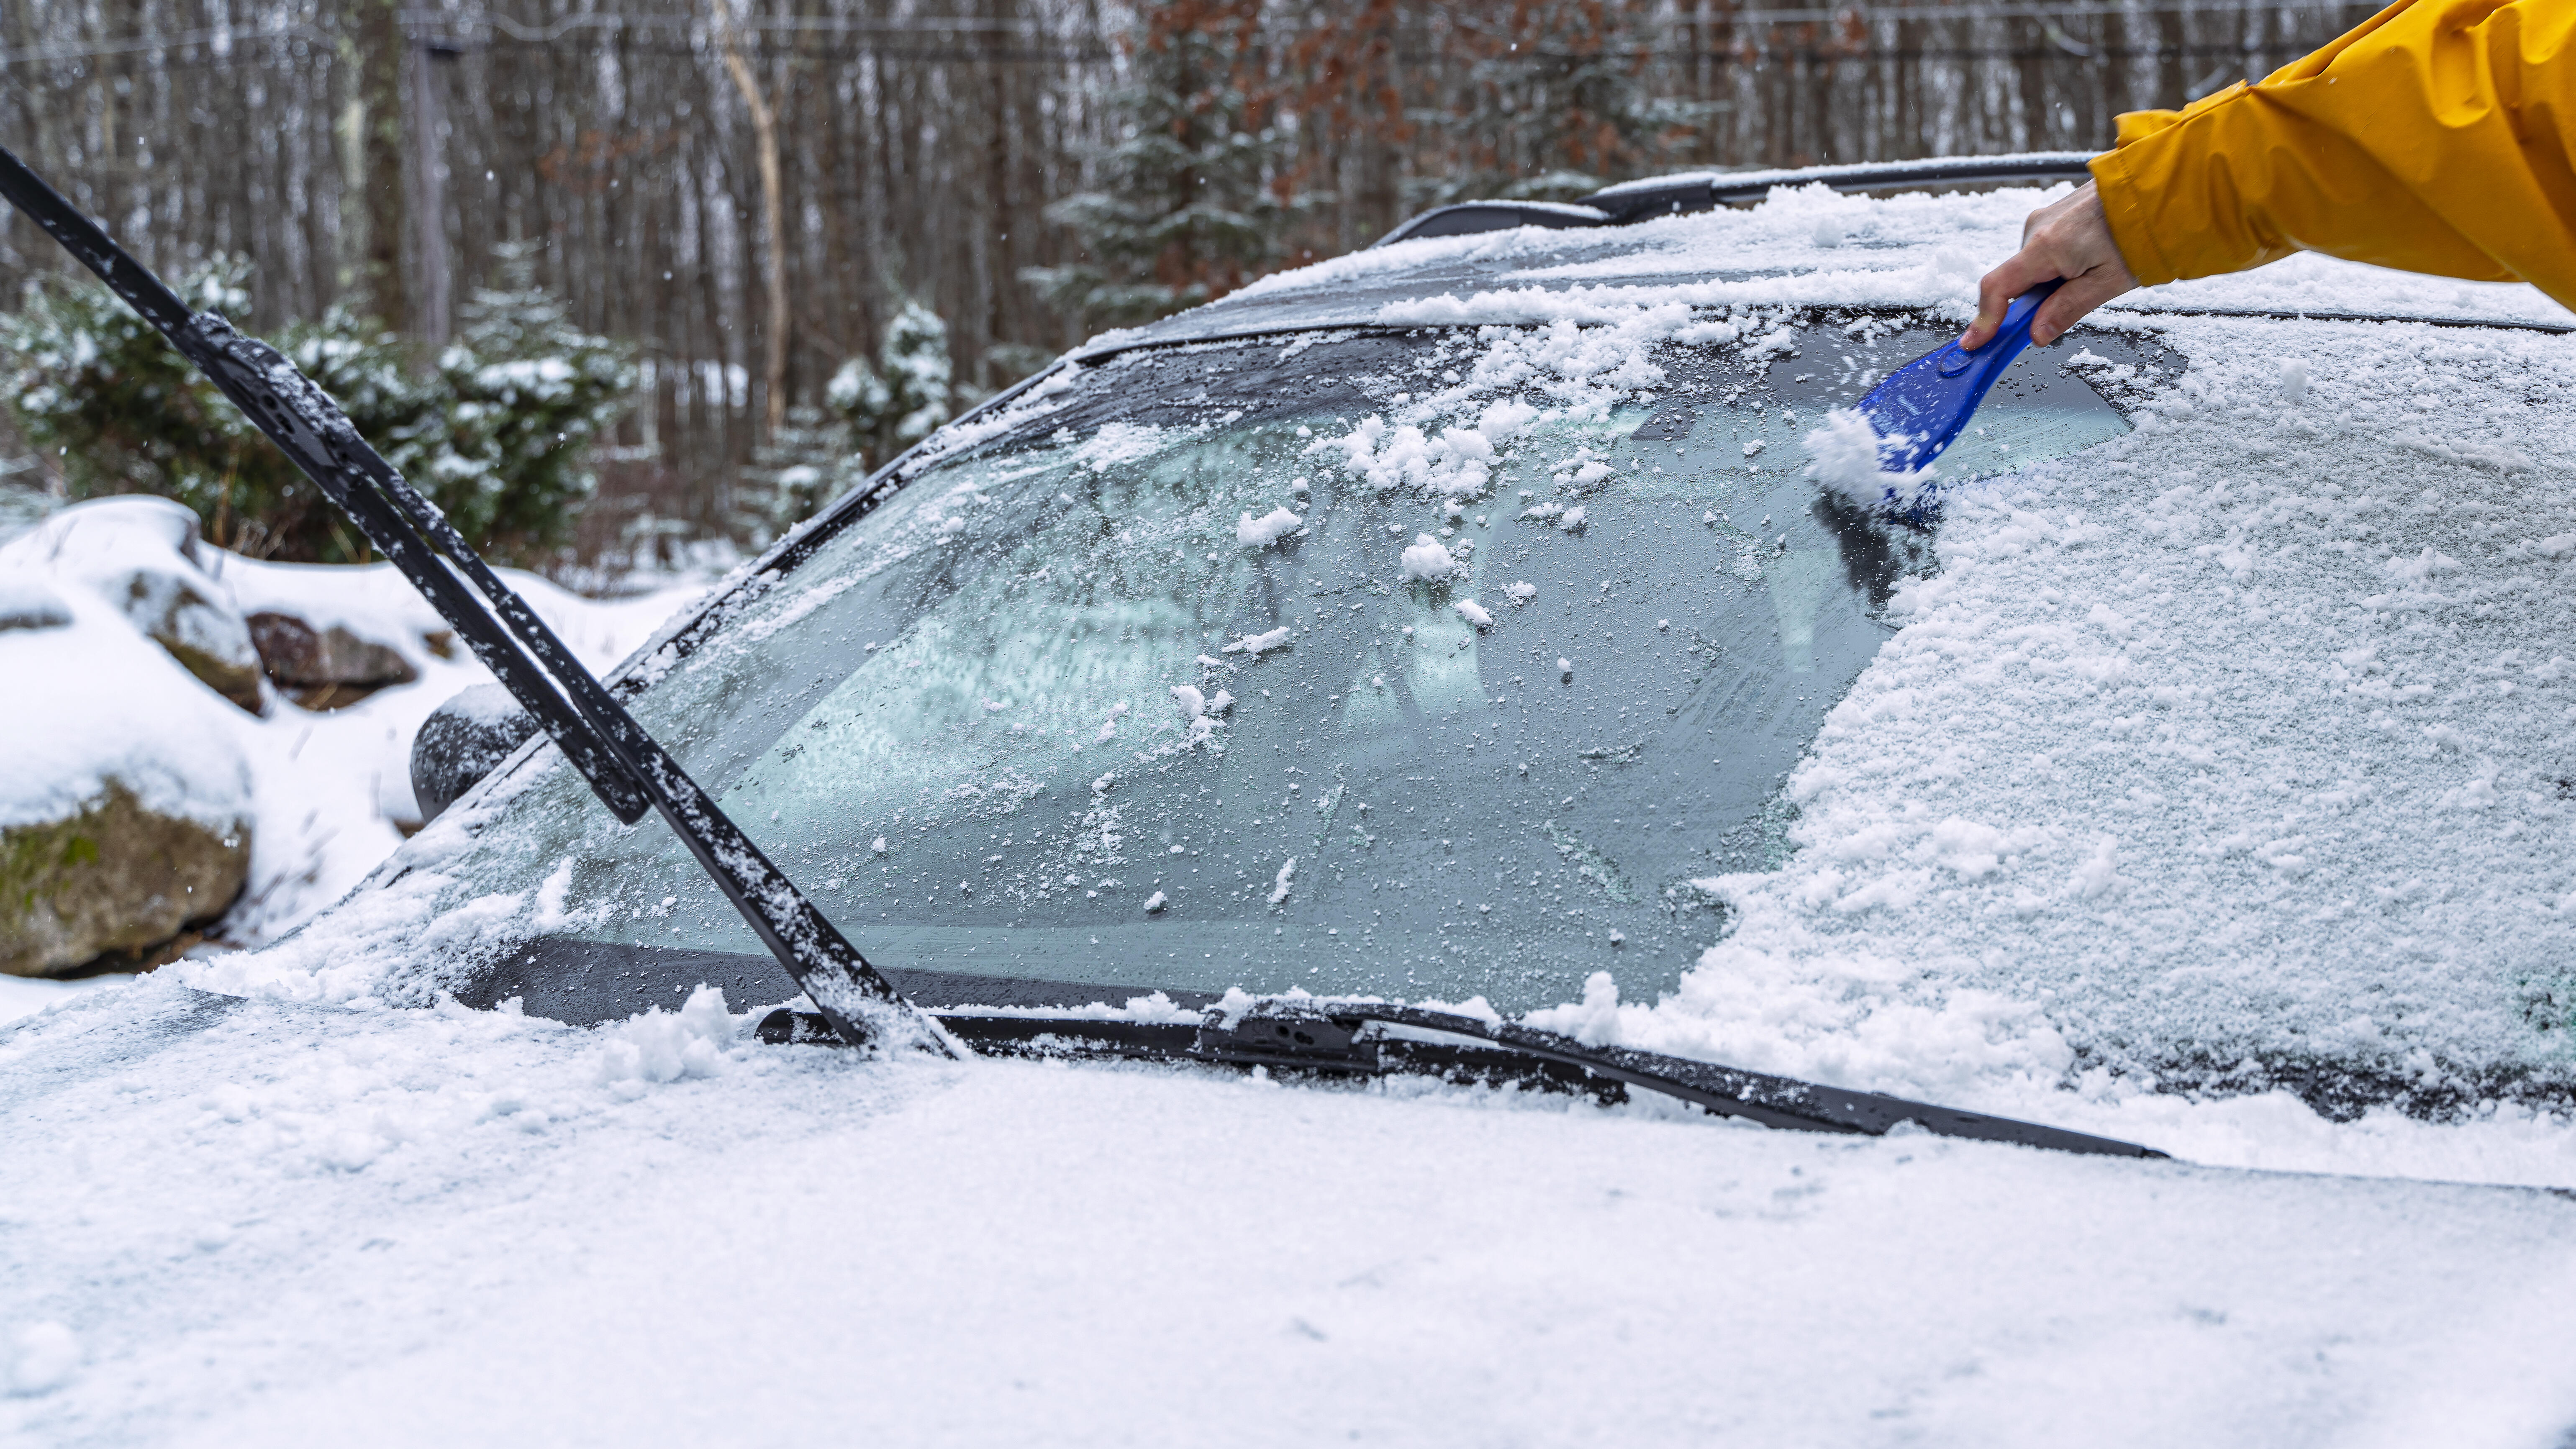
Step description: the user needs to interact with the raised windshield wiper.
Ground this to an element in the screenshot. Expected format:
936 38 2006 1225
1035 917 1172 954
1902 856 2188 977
764 1000 2166 1158
0 144 947 1059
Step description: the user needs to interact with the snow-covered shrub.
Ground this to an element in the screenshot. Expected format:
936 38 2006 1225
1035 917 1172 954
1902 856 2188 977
0 261 444 562
0 248 633 565
1019 10 1308 330
740 301 959 541
828 300 956 462
435 241 639 559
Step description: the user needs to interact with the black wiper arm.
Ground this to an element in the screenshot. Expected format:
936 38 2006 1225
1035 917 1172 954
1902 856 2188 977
0 143 947 1057
765 1000 2164 1159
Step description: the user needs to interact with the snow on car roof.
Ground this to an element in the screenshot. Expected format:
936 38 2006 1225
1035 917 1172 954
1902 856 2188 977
1086 176 2574 355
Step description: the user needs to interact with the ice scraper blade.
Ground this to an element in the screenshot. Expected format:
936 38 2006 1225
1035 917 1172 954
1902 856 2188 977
1858 278 2064 474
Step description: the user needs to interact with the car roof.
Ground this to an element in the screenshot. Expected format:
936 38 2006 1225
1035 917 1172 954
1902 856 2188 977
1076 154 2575 362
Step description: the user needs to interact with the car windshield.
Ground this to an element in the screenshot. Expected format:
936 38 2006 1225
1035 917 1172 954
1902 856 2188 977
393 315 2148 1019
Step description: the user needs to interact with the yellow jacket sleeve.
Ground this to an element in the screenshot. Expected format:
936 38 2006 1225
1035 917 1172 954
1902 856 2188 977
2089 0 2576 307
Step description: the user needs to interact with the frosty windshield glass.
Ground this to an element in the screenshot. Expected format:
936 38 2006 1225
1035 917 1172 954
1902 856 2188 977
421 316 2148 1019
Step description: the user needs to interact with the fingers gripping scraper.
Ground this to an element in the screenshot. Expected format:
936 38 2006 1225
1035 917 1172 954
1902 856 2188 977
1845 279 2063 511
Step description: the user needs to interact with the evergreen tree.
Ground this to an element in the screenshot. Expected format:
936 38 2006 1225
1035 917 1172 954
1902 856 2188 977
1407 0 1704 212
1023 0 1303 332
738 300 959 543
0 247 633 564
827 300 955 467
434 241 640 558
0 260 446 560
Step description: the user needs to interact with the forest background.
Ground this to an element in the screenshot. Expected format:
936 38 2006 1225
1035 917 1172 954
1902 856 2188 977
1 0 2377 576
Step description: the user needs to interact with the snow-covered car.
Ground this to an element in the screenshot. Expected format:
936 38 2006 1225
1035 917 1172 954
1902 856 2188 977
278 156 2576 1124
16 157 2576 1441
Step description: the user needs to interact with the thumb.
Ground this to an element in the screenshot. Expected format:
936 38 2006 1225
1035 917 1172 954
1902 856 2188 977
1961 252 2053 351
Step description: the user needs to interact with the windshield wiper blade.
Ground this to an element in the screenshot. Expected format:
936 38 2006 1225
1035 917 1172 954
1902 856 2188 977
0 143 947 1058
762 1000 2165 1158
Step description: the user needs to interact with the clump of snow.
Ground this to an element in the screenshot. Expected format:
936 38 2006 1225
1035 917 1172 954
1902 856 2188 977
595 985 741 1097
2279 358 2309 406
1142 890 1167 913
3 1320 81 1397
1311 418 1502 502
1505 581 1537 604
1557 506 1586 533
1235 507 1303 548
1803 406 1939 513
1454 599 1494 629
1168 685 1226 748
1399 534 1462 582
1268 857 1296 905
1222 626 1293 657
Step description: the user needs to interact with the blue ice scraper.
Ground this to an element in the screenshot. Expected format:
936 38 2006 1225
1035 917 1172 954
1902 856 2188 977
1851 279 2063 511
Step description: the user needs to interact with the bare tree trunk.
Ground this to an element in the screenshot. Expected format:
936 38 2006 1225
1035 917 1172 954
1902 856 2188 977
354 0 411 329
714 5 789 440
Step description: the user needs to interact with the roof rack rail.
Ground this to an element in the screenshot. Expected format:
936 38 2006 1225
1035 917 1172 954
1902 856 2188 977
1375 151 2099 248
1373 199 1611 248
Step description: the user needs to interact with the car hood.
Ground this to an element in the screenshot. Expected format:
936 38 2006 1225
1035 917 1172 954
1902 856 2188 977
5 976 2576 1445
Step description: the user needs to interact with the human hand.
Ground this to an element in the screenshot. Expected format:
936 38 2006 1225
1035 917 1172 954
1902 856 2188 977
1960 181 2140 350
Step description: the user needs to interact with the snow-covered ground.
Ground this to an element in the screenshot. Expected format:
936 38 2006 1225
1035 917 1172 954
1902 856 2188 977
11 179 2576 1441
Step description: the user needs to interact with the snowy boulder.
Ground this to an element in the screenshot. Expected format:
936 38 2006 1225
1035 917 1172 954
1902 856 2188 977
247 610 421 709
0 496 267 713
0 576 73 633
0 782 249 977
410 684 538 823
0 579 254 977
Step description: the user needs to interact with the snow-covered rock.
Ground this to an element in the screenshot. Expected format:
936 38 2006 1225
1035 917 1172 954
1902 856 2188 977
0 569 254 976
4 496 266 712
244 610 420 709
0 496 714 975
0 575 72 631
0 781 249 977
